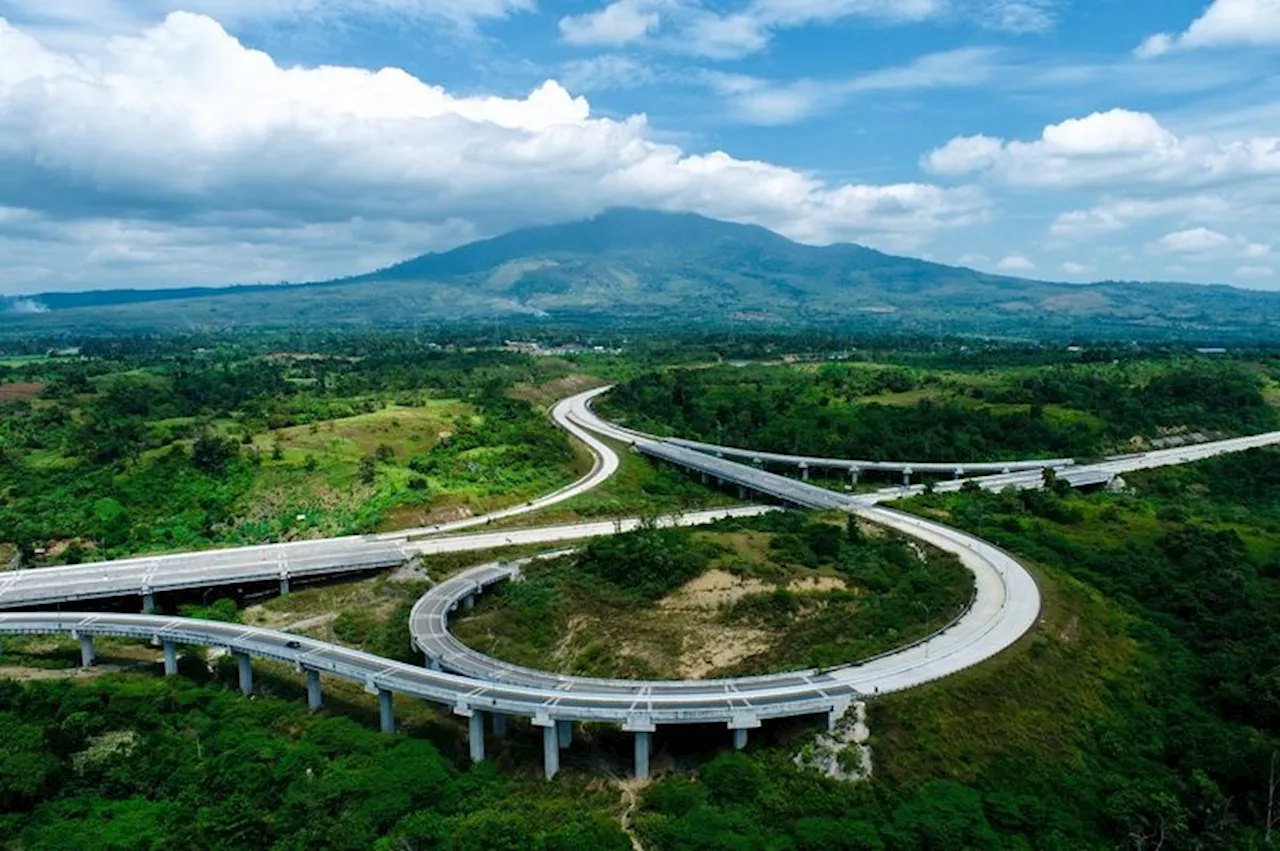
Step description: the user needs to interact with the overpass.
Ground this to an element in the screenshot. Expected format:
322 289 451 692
3 387 1279 781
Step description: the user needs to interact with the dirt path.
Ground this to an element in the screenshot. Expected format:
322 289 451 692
0 662 141 681
617 779 648 851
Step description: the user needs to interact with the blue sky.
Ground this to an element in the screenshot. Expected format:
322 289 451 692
1 0 1279 294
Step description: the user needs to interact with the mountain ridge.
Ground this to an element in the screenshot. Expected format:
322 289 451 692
3 208 1278 340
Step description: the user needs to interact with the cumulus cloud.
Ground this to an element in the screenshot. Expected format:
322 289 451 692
923 107 1280 189
1136 0 1280 58
1149 227 1270 258
996 253 1035 272
0 13 987 292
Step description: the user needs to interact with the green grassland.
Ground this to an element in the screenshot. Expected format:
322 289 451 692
0 349 585 562
452 512 973 680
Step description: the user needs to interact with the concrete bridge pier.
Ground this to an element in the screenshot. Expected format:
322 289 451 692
557 719 572 749
700 472 709 486
469 712 486 763
162 641 177 676
142 592 155 614
306 669 323 711
463 594 475 611
799 462 810 481
542 724 560 780
79 635 95 667
424 653 443 671
733 728 749 750
236 653 253 695
849 467 860 486
491 712 508 737
902 467 914 487
634 731 652 781
279 574 290 596
954 467 965 481
738 484 748 500
378 689 395 734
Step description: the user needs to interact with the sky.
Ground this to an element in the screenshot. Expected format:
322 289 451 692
0 0 1279 294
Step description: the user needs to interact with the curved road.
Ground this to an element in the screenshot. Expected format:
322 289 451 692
5 385 1280 780
409 505 1038 703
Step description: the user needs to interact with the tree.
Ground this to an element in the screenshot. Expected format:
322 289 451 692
1268 750 1277 845
359 454 377 484
191 432 239 474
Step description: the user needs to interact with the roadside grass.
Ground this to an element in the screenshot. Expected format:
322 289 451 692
489 435 741 530
871 561 1139 787
251 401 465 464
507 373 605 407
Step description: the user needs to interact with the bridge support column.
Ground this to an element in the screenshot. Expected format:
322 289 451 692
902 469 912 487
279 576 290 596
491 713 508 737
954 468 964 481
306 669 323 711
79 636 95 667
463 594 475 611
733 728 749 750
469 712 486 763
425 654 443 671
700 472 709 485
142 592 155 614
738 485 748 500
799 463 809 481
378 689 395 735
849 468 860 486
236 653 253 696
634 731 652 781
542 724 560 780
162 641 177 677
557 719 572 749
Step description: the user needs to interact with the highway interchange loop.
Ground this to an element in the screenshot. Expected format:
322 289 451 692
4 386 1280 778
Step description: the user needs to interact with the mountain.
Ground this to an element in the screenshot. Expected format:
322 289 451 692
4 208 1279 340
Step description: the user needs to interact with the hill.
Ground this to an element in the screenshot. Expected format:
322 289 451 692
3 208 1279 340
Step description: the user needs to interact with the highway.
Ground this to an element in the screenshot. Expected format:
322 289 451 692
0 499 1031 780
3 385 1280 780
409 503 1038 706
0 508 771 612
664 435 1073 477
382 387 619 538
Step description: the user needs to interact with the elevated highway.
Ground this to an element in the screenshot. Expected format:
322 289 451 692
4 386 1279 781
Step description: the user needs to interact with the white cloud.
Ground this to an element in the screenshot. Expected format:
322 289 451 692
996 253 1035 272
707 48 1001 125
1154 227 1233 254
977 0 1058 34
1136 0 1280 58
1062 261 1092 275
557 0 1037 59
1050 196 1231 238
923 107 1280 189
559 0 663 46
0 0 533 42
1149 227 1271 258
1236 264 1275 279
0 13 988 292
559 55 658 91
